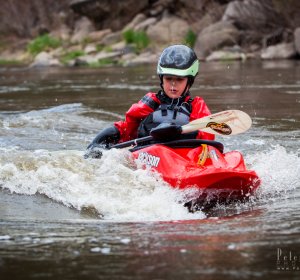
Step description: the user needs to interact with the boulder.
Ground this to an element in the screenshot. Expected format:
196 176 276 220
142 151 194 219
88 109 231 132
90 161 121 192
146 14 189 46
87 29 112 42
84 44 97 54
71 17 95 43
206 50 247 61
110 41 127 52
221 0 293 47
30 51 62 67
74 51 122 65
99 31 122 46
70 0 148 31
261 42 296 59
122 51 157 66
222 0 284 30
50 24 71 41
178 0 226 33
122 13 147 31
194 21 240 59
134 17 157 32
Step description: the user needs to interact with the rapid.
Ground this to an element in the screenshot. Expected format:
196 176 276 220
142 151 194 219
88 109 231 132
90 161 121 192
0 61 300 279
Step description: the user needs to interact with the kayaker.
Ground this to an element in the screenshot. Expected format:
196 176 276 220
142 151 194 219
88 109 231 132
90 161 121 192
87 44 214 152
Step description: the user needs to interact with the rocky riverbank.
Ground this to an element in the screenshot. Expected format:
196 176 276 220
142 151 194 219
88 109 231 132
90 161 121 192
0 0 300 67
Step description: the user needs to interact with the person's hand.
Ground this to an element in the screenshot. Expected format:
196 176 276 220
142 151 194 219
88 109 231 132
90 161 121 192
84 126 120 158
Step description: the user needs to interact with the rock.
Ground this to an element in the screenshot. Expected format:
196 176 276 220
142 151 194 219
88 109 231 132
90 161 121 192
66 45 83 53
261 43 296 59
71 17 95 43
178 0 225 34
30 52 62 67
206 50 247 61
149 0 171 16
75 51 122 65
99 31 122 46
221 0 293 47
84 44 97 54
50 24 71 41
87 29 112 42
120 12 157 32
70 0 149 31
194 21 240 59
147 14 189 46
134 17 157 32
294 28 300 55
122 13 147 31
222 0 284 30
120 53 138 66
95 51 122 60
122 51 157 66
110 41 127 52
191 10 222 35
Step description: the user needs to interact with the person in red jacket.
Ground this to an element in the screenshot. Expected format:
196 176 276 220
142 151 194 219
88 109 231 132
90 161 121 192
87 44 214 153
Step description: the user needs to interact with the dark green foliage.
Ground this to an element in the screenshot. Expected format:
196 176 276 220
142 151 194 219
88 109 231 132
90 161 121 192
123 29 150 52
27 34 61 56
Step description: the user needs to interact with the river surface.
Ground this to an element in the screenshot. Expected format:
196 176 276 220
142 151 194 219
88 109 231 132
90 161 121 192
0 60 300 279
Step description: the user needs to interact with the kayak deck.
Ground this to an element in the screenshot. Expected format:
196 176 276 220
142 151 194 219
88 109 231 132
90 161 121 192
132 142 261 208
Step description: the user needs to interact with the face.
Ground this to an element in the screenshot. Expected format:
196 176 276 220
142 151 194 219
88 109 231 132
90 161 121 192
162 75 189 99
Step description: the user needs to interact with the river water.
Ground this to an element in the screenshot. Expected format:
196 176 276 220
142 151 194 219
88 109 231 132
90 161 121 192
0 60 300 279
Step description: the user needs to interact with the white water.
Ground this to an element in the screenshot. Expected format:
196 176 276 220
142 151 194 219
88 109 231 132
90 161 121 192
1 101 300 222
0 147 206 221
0 141 299 222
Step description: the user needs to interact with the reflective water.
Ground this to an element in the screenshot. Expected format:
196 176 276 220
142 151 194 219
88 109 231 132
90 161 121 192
0 60 300 279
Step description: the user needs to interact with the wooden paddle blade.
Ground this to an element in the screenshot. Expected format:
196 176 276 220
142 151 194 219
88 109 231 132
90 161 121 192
181 110 252 136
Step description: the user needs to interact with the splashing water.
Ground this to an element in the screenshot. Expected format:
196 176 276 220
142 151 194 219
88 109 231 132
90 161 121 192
1 143 299 222
247 145 300 200
0 148 205 221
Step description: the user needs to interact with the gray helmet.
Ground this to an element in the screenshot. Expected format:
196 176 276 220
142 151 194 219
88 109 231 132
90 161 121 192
157 45 199 78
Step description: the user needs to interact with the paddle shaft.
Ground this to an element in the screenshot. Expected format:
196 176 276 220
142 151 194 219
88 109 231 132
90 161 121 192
111 110 252 149
112 135 153 149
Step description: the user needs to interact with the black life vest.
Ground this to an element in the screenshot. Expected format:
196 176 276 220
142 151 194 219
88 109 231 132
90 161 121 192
137 91 194 138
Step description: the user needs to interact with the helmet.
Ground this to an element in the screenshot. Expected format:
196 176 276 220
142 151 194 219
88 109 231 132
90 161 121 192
157 45 199 78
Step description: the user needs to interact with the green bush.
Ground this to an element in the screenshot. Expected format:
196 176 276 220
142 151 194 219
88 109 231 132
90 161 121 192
184 29 197 48
27 34 61 55
0 59 23 65
123 29 150 52
123 29 135 44
61 50 85 64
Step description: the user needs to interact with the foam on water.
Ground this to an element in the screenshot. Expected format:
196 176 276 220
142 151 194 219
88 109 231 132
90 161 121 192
247 145 300 200
0 148 205 222
0 137 299 222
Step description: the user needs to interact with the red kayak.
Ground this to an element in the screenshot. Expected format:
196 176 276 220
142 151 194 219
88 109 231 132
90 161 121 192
130 139 261 211
94 110 260 211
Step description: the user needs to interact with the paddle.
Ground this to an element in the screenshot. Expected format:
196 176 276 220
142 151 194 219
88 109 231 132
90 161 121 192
111 110 252 149
182 109 252 135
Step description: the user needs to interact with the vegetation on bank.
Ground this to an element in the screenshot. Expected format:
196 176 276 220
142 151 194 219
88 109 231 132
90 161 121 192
0 18 202 67
0 59 24 65
122 29 150 53
27 34 61 56
184 30 197 48
61 50 85 64
1 0 299 67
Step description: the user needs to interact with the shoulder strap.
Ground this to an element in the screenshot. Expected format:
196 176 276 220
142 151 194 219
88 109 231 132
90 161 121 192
141 93 160 110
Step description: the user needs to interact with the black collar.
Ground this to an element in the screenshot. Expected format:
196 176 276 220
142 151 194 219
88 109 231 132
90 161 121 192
156 90 191 105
